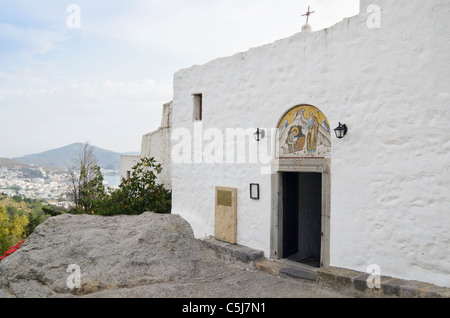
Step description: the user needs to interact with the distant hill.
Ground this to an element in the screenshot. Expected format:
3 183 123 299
12 143 124 171
0 158 31 170
0 158 62 175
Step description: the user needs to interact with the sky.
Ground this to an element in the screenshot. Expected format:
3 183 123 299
0 0 360 158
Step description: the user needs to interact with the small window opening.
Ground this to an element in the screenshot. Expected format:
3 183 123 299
126 171 131 185
193 94 202 122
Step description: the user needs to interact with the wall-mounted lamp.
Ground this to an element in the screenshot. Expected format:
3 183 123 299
250 184 260 200
254 128 265 142
334 123 348 139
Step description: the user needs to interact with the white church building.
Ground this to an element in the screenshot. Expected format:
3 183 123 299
125 0 450 288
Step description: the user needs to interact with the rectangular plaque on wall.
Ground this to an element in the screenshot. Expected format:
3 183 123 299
215 187 237 244
217 190 232 207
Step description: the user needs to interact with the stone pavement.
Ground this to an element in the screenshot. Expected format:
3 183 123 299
202 237 450 298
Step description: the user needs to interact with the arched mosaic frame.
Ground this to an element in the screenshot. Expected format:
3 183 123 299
276 105 331 159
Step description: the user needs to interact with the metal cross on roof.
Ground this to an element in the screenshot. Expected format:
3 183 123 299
302 6 315 24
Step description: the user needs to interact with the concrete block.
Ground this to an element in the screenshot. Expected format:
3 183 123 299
317 267 361 290
353 273 389 297
202 237 263 264
256 260 285 275
353 273 371 292
382 279 407 297
421 285 449 298
280 267 317 281
233 246 264 263
398 281 423 298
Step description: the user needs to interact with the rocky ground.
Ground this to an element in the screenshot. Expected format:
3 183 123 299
0 212 348 298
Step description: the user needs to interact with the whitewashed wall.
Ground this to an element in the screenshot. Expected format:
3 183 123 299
120 102 173 189
120 154 140 181
171 0 450 287
141 126 172 189
141 102 172 189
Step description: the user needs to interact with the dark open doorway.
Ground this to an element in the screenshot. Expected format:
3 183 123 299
282 172 322 268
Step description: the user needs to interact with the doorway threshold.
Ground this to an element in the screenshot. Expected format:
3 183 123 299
276 258 319 281
287 255 320 268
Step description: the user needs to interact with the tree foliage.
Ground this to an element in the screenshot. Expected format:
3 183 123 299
0 204 29 255
68 143 106 213
97 157 172 216
0 195 51 239
25 209 49 237
65 145 171 216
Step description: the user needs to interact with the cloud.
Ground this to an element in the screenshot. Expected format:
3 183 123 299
0 74 172 112
0 76 171 157
73 0 359 62
0 0 360 157
101 79 173 100
0 23 66 57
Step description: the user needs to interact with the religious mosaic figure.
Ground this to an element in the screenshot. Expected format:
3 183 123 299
280 119 289 134
286 126 306 153
277 105 331 159
306 111 319 154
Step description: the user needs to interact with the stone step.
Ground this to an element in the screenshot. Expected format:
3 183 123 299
201 237 264 264
256 259 317 281
317 266 450 298
280 266 317 281
201 238 450 298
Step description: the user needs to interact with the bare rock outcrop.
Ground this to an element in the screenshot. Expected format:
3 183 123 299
0 212 226 297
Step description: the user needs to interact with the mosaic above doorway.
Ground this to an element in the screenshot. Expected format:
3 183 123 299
277 105 331 159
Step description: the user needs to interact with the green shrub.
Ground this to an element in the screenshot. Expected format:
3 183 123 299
97 157 172 216
25 210 50 237
42 206 64 217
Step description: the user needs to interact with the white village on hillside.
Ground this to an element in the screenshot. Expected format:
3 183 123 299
0 165 119 209
0 166 71 207
122 0 450 289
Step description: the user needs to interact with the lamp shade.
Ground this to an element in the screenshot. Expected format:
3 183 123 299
254 128 265 142
334 123 348 139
